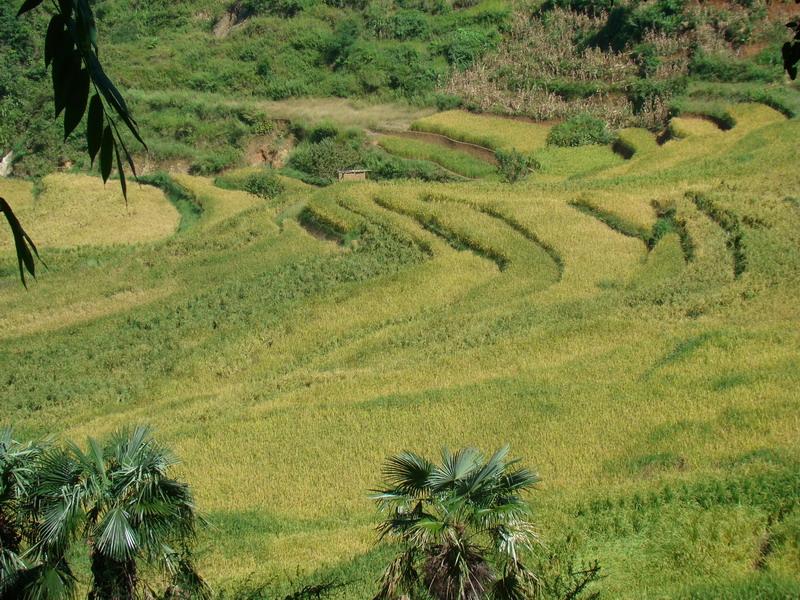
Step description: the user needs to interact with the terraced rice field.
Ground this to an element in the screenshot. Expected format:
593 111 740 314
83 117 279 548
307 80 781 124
1 103 799 598
411 110 551 153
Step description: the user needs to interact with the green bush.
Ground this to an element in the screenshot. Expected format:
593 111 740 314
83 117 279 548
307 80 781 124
632 42 661 78
440 28 500 69
244 172 285 199
390 10 430 39
189 148 243 175
591 0 690 51
309 122 340 143
626 77 687 114
288 138 367 182
495 149 537 182
243 0 315 17
434 93 464 110
364 149 456 182
547 114 614 147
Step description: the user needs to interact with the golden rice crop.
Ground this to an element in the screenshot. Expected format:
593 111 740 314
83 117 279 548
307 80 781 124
1 173 179 250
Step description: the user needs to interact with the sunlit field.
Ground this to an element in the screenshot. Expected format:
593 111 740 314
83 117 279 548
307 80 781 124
2 103 799 598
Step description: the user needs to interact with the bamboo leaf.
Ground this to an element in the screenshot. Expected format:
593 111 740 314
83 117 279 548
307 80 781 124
100 125 113 183
17 0 44 16
57 0 72 18
86 94 103 165
64 68 90 140
0 197 43 287
45 14 66 68
114 140 127 202
52 51 80 119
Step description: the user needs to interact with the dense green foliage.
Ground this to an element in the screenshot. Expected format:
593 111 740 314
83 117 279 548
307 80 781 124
286 129 457 184
0 3 70 177
494 149 535 182
217 170 287 199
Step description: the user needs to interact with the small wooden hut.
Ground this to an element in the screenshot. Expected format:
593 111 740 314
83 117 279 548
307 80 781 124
337 169 370 182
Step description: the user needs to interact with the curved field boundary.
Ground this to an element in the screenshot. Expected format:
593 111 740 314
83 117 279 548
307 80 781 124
411 110 551 154
689 192 747 278
673 112 733 132
300 192 365 242
613 129 659 159
338 193 441 258
422 193 564 280
171 174 267 233
665 116 726 143
138 173 203 233
379 130 498 164
374 195 508 271
374 193 561 291
569 199 651 241
570 198 694 264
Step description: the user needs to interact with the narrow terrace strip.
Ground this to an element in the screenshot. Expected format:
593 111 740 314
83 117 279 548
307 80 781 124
373 196 508 271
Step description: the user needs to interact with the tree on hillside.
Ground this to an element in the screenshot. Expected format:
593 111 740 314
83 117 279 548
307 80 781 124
3 0 145 286
371 445 541 600
0 426 208 600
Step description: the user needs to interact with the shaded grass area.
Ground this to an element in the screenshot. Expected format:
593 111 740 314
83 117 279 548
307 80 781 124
139 172 204 233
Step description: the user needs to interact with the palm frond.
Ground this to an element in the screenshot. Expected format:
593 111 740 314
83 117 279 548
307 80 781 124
502 467 539 493
490 562 539 600
375 504 426 541
0 547 29 596
34 489 84 557
16 559 76 600
459 445 510 499
380 452 434 499
373 548 418 600
429 448 483 491
95 506 138 562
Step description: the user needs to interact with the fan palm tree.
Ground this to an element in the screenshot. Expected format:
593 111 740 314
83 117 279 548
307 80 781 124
0 427 41 596
371 445 540 600
24 425 208 600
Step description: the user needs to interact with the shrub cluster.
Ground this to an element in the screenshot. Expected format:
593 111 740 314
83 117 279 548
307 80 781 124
547 113 614 147
244 172 285 199
495 149 537 182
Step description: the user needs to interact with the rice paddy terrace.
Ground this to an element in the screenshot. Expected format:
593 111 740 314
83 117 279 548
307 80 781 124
1 103 799 598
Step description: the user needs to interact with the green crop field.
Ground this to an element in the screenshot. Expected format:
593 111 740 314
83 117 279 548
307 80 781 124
2 101 799 598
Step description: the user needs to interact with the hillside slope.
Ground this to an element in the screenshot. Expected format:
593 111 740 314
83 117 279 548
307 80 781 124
3 0 799 177
1 104 799 597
